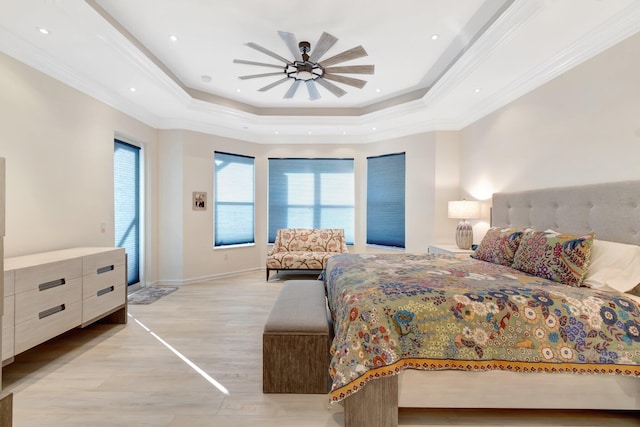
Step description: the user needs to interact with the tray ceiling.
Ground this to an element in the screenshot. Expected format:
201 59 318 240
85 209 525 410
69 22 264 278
0 0 639 143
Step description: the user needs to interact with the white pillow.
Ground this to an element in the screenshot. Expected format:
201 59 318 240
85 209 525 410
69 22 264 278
583 239 640 293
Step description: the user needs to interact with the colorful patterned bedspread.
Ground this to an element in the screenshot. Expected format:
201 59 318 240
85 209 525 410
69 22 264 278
324 253 640 402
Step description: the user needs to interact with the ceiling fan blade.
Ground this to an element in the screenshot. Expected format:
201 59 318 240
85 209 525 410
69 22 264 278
309 32 338 63
278 31 302 62
319 45 368 67
245 42 290 64
233 59 284 70
258 77 290 92
323 65 375 75
239 71 284 80
306 81 321 101
284 80 301 98
315 78 347 98
323 73 368 89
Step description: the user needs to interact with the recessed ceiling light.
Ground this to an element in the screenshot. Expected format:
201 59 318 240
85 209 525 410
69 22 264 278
201 75 212 83
372 127 377 131
38 27 49 35
375 88 381 93
342 131 347 135
236 88 241 92
169 35 177 42
274 131 279 135
308 131 312 135
431 34 439 40
474 88 481 93
129 87 136 92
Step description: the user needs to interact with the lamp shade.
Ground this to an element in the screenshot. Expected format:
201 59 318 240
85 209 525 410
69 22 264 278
448 200 481 220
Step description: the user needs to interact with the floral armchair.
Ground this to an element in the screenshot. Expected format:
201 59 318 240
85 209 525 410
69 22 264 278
266 228 349 280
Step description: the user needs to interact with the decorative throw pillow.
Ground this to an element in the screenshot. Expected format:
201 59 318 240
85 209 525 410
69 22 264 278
511 229 595 287
471 227 524 266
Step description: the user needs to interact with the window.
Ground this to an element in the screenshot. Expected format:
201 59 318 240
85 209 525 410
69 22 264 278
114 140 141 286
367 152 405 248
214 152 255 247
268 158 354 244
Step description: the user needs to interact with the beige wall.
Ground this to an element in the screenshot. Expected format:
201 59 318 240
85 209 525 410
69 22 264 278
461 32 640 197
0 52 160 285
157 130 458 283
0 44 456 285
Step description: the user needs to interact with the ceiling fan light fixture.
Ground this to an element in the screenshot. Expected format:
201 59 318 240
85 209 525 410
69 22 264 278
234 31 374 100
286 61 322 82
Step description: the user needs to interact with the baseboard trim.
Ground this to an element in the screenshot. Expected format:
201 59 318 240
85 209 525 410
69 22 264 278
156 267 263 286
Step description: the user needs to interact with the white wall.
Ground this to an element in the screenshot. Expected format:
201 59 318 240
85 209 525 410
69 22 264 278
0 52 160 285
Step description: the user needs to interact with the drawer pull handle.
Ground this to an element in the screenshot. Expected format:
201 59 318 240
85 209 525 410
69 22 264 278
97 286 115 297
39 278 66 292
39 304 66 319
97 265 114 274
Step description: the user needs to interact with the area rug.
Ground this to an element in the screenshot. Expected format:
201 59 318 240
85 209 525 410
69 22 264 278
128 286 178 305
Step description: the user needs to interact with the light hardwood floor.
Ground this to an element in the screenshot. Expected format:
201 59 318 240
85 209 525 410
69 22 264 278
2 270 639 426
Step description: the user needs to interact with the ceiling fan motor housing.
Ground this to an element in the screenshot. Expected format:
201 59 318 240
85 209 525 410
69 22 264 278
298 40 311 55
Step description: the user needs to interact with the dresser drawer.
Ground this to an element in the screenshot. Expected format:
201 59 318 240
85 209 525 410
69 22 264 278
14 258 82 295
4 270 14 297
14 300 82 355
83 265 126 299
2 324 14 361
83 282 126 324
2 295 14 361
14 277 82 325
83 249 125 276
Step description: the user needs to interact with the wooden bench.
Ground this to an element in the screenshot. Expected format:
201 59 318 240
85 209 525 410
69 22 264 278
263 280 333 394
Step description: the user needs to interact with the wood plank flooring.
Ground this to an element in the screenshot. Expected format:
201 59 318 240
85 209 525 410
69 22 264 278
2 271 639 426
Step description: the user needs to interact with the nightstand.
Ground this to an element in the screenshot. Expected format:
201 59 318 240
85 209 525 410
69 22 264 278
428 244 474 258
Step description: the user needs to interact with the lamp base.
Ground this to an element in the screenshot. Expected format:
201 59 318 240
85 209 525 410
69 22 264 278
455 220 473 250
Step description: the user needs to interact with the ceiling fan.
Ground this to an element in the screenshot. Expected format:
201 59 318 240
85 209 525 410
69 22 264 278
233 31 375 100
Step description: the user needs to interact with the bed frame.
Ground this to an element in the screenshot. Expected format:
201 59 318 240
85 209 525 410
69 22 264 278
343 180 640 427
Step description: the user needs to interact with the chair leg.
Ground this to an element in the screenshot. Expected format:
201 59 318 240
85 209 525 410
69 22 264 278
266 269 270 281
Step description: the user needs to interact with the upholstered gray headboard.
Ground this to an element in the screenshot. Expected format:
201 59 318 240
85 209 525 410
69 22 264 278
492 180 640 246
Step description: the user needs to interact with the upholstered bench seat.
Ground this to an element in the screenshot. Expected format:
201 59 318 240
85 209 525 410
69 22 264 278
263 280 332 394
266 251 333 270
266 228 349 280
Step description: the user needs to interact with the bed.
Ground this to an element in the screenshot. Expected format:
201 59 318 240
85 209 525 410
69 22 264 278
324 180 640 427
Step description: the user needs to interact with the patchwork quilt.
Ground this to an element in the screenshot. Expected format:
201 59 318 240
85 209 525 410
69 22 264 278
324 253 640 403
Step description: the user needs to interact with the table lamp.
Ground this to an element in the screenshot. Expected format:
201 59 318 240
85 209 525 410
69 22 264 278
448 200 481 249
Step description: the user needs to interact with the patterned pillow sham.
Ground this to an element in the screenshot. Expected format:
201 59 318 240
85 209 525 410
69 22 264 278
471 227 524 266
511 229 595 287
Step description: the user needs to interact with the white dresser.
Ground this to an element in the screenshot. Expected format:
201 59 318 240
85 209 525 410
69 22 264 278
0 157 13 424
3 246 127 362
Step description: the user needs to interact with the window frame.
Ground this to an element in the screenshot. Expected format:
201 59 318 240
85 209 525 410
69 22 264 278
366 152 406 249
213 151 255 248
267 157 355 244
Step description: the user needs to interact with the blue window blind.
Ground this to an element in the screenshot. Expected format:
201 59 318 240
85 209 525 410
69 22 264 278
367 152 405 248
114 140 140 286
268 158 354 244
214 152 255 247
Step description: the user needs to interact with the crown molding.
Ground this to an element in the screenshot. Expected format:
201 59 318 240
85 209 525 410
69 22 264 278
457 0 640 129
423 0 542 108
